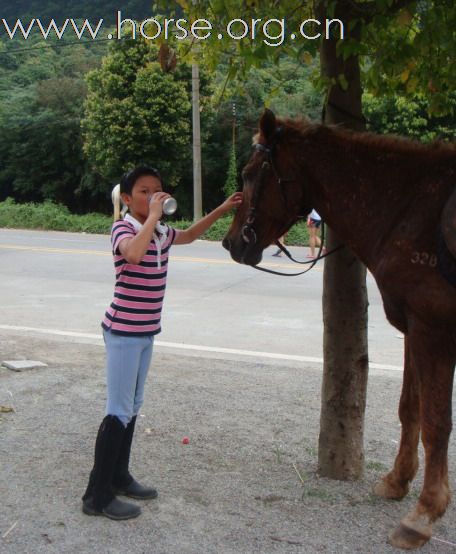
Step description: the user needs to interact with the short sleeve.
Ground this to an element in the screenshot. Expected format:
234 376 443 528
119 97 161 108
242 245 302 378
111 221 135 255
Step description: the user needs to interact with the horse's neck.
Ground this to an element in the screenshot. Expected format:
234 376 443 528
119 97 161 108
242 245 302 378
298 128 413 265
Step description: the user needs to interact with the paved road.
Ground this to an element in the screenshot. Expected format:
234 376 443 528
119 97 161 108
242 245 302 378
0 228 403 370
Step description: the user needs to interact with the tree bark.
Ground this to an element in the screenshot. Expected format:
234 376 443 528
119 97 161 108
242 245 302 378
317 1 369 480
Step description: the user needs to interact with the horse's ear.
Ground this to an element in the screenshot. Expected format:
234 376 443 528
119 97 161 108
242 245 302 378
260 109 277 142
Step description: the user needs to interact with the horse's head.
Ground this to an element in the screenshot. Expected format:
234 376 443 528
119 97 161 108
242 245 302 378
223 109 313 265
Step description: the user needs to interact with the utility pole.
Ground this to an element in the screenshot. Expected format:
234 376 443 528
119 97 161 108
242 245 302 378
192 61 202 221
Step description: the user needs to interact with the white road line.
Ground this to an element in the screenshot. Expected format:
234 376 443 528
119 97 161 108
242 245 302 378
0 324 402 372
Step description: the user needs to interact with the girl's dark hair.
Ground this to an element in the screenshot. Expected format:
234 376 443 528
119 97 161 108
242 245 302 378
119 165 162 195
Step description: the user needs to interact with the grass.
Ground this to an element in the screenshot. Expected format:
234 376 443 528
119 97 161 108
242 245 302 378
0 198 311 245
301 487 335 501
0 198 112 234
365 460 389 472
273 445 286 464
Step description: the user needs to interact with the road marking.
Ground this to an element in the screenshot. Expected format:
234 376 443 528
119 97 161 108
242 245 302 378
0 244 110 256
0 243 321 270
0 325 101 339
0 324 402 372
0 231 100 243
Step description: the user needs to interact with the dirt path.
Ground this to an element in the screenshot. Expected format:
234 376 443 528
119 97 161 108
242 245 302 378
1 332 455 553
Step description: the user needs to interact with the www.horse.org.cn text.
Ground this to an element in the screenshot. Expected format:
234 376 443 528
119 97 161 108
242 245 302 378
1 13 345 47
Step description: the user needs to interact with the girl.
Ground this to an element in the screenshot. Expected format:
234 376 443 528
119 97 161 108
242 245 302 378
82 165 243 520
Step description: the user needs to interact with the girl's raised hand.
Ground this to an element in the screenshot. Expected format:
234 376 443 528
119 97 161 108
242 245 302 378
148 192 170 218
220 192 243 213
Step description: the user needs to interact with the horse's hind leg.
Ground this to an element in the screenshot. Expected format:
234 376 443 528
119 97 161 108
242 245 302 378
374 336 420 499
389 324 455 550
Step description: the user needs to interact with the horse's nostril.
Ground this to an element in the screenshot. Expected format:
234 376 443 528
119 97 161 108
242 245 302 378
241 225 256 245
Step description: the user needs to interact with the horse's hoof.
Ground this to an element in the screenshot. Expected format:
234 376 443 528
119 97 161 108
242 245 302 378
373 478 408 500
388 523 430 550
388 513 432 550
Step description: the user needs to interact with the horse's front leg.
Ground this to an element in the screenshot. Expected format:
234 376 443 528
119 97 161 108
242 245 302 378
389 324 455 550
374 336 420 500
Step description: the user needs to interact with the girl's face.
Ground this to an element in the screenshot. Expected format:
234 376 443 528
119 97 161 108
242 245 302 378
121 175 163 223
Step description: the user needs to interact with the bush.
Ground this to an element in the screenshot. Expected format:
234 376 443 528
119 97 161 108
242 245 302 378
0 199 310 244
0 198 112 234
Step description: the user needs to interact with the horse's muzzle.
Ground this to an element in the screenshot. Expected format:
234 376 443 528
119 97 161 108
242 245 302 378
223 237 262 266
222 237 231 251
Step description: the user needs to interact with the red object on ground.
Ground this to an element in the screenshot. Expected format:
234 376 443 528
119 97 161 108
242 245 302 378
182 436 189 444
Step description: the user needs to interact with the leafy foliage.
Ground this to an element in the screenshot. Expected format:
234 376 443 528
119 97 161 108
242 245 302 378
361 1 456 115
1 1 154 24
0 198 112 233
0 34 105 211
1 0 454 220
153 1 456 115
82 38 192 186
364 93 456 141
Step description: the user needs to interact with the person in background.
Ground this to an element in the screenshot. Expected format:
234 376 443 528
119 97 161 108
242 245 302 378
307 209 322 258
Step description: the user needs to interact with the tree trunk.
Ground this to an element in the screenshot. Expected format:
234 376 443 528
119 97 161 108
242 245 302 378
316 2 369 480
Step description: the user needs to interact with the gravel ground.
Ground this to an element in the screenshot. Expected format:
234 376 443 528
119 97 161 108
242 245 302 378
1 332 455 554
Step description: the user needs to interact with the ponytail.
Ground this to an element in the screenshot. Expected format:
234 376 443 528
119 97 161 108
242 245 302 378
111 184 127 221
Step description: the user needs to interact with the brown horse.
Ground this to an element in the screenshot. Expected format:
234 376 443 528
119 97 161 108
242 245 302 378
223 109 456 550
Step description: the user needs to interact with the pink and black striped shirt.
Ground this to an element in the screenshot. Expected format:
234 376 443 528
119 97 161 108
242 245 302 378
102 218 177 336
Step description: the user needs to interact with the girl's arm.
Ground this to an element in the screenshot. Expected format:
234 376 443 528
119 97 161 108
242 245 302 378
174 192 243 245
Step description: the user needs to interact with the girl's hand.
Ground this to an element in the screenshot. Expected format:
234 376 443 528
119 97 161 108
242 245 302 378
220 192 243 213
148 192 170 218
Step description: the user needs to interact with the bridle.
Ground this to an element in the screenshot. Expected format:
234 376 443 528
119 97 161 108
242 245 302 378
241 128 290 247
241 127 343 277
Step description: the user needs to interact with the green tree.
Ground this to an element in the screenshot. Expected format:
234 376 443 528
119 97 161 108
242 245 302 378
0 36 103 210
364 93 456 141
82 38 192 190
1 1 154 24
202 59 323 210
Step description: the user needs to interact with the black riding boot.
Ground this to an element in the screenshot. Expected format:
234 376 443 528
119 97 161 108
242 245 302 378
112 416 158 500
82 415 141 520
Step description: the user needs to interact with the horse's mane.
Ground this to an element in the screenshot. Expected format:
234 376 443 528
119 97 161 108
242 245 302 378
273 117 456 161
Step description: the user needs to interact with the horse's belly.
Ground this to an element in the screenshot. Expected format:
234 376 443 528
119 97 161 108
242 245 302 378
374 262 456 333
